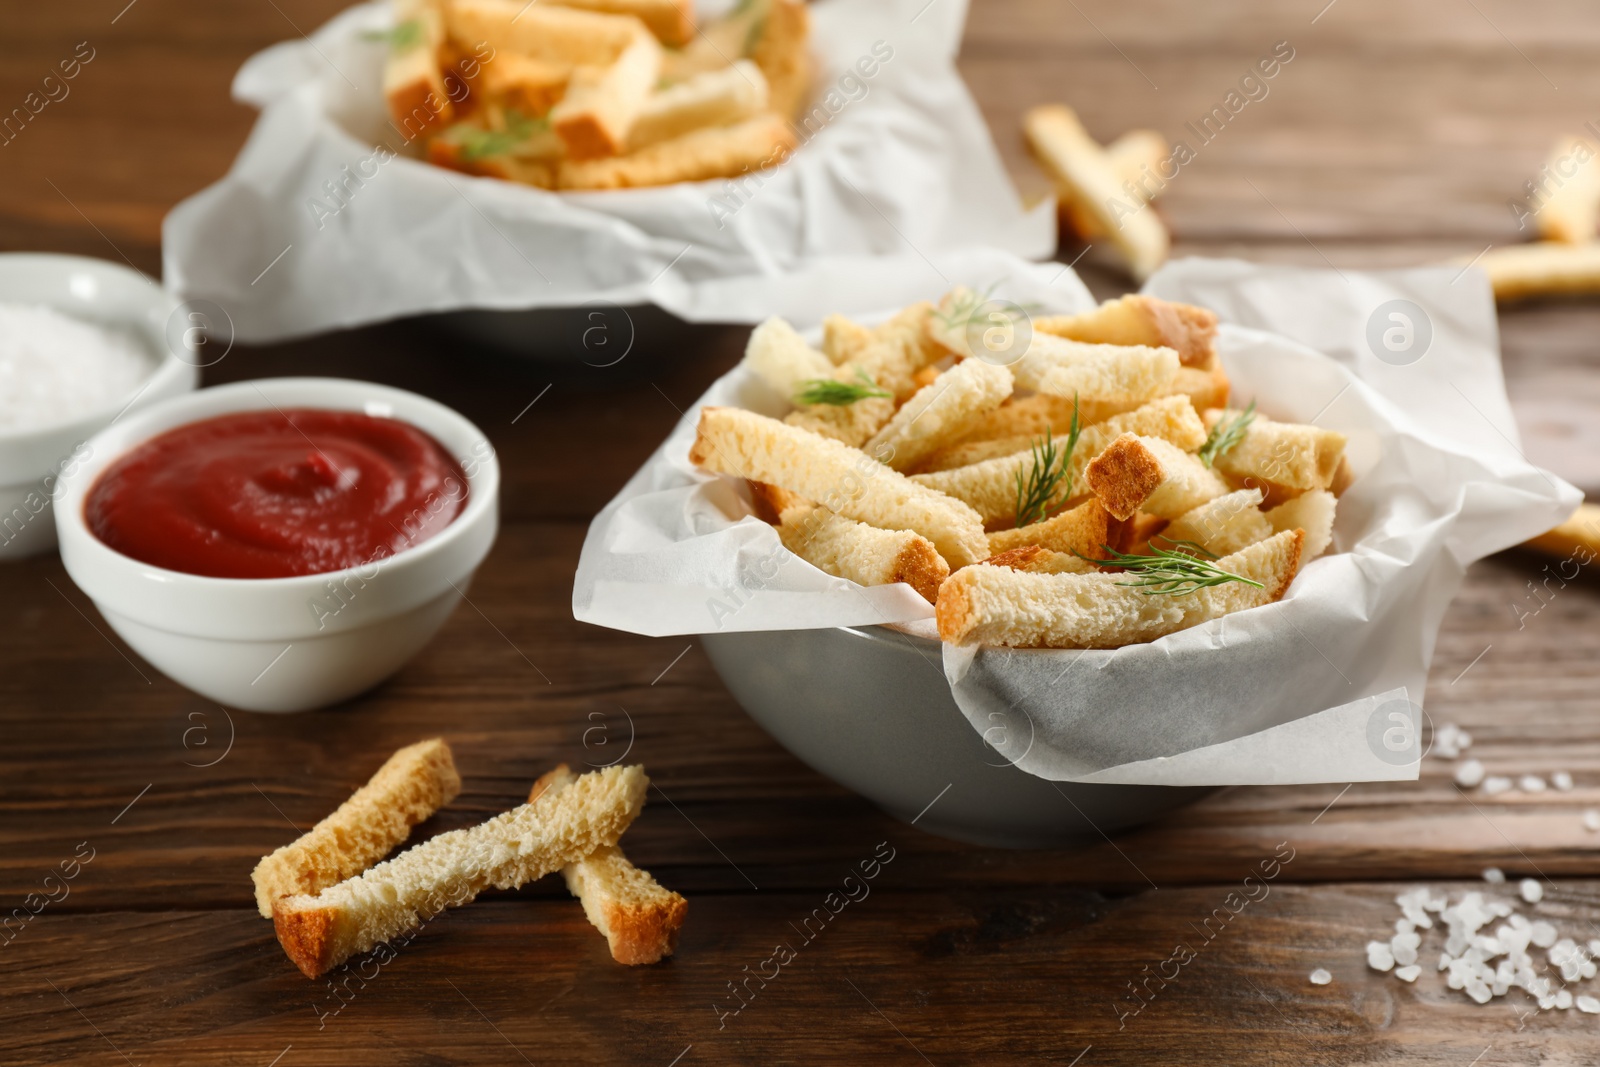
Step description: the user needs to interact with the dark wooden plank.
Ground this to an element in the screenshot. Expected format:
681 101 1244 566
7 881 1600 1066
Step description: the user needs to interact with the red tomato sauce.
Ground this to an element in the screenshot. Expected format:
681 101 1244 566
85 408 468 579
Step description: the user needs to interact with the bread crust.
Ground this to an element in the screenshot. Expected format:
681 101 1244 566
532 766 687 965
251 738 461 918
1086 433 1230 521
777 504 949 602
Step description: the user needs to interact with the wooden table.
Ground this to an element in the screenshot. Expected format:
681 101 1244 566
4 1 1599 1063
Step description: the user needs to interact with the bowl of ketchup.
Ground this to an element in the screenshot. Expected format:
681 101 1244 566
53 378 499 712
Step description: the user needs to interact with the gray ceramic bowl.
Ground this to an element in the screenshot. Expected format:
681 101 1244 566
701 625 1212 848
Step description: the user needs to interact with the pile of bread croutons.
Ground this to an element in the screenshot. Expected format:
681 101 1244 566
691 291 1350 649
257 740 683 977
382 0 808 190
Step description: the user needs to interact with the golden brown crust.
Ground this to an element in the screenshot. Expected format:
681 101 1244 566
271 904 340 979
891 539 953 603
251 739 461 918
934 573 976 643
1268 528 1304 602
1085 433 1165 521
531 769 687 966
746 480 807 523
979 545 1051 570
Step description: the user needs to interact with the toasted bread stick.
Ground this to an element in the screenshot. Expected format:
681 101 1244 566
529 765 686 965
551 29 662 159
1024 105 1169 279
1464 242 1600 302
1033 295 1219 370
864 358 1014 472
777 503 949 602
558 112 796 189
547 0 695 46
1203 409 1347 493
272 765 647 978
1086 433 1231 521
937 529 1304 648
627 60 767 151
690 406 990 566
251 739 461 919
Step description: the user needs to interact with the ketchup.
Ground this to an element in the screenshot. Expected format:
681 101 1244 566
85 408 468 579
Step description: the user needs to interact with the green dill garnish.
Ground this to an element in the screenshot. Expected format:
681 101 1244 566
794 371 891 407
932 282 999 332
1078 537 1264 597
361 18 424 52
1012 397 1081 528
438 110 548 161
1197 400 1256 469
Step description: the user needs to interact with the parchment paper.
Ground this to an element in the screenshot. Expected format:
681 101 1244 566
571 252 1580 785
161 0 1053 342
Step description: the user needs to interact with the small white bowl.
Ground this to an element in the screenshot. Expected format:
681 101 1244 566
53 378 500 712
0 254 199 559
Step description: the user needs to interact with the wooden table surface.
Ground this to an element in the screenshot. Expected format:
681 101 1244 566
5 1 1600 1063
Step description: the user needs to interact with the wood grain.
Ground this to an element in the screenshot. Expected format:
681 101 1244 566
4 0 1600 1062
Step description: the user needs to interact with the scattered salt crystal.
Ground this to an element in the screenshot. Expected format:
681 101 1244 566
1435 724 1463 759
1392 930 1421 966
1438 952 1452 971
1454 759 1486 788
1483 776 1514 795
1521 879 1544 904
1466 979 1493 1004
1367 940 1396 972
1309 968 1332 985
1482 867 1505 884
1519 775 1547 793
1553 771 1574 791
1455 729 1472 751
1584 810 1600 832
1394 964 1421 982
1579 995 1600 1014
1540 993 1557 1010
1530 921 1557 948
1557 989 1574 1010
1584 960 1598 980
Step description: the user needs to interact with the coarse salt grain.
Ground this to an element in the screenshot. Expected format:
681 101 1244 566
1483 776 1514 795
1454 759 1486 788
0 303 153 433
1519 775 1548 794
1520 879 1544 904
1552 771 1574 792
1579 995 1600 1014
1309 968 1332 985
1482 867 1505 884
1367 940 1395 972
1584 810 1600 832
1556 989 1574 1010
1394 964 1421 983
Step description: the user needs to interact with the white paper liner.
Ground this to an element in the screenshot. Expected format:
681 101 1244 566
161 0 1053 342
572 252 1580 786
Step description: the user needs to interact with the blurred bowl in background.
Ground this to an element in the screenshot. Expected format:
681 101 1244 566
0 254 198 560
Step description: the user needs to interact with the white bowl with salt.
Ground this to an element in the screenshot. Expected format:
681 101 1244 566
0 254 198 559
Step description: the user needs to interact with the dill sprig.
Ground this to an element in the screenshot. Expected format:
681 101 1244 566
932 283 999 332
794 371 891 407
438 110 549 161
1012 397 1082 528
362 18 425 52
1197 400 1256 469
1080 537 1264 597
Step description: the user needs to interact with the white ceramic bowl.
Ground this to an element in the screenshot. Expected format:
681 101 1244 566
53 378 500 712
0 254 199 559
